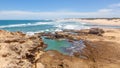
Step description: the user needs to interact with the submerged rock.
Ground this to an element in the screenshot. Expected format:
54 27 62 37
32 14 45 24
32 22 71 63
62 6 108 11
65 40 86 56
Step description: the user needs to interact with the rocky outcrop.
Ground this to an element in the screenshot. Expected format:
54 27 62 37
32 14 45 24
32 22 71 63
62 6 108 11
38 50 90 68
0 30 45 68
0 28 120 68
36 28 105 41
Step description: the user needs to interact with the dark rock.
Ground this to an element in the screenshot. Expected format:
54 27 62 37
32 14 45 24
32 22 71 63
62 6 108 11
43 44 48 48
4 39 19 43
88 28 104 36
73 52 80 57
29 36 37 40
54 32 64 39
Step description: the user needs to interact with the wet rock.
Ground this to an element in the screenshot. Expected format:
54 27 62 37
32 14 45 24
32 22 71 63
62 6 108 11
65 40 86 56
88 28 104 36
42 44 47 49
54 32 64 39
73 52 80 57
42 32 66 39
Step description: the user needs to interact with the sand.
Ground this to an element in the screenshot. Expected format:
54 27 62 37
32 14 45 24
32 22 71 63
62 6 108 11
79 19 120 26
103 28 120 44
78 18 120 26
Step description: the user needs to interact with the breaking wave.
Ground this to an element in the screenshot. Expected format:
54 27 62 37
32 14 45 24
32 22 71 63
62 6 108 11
0 19 91 34
0 22 53 28
26 29 62 35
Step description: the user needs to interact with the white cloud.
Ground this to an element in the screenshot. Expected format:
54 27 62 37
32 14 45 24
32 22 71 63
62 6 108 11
98 9 113 13
0 11 110 19
0 3 120 19
109 3 120 8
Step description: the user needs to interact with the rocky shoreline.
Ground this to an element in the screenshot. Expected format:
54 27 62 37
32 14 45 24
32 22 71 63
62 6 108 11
0 28 120 68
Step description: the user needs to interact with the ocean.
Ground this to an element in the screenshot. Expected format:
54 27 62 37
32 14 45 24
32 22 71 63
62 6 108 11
0 20 120 34
0 20 90 35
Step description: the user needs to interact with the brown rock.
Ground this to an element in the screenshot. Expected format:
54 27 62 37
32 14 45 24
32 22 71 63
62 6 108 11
88 28 104 36
36 63 45 68
0 30 45 68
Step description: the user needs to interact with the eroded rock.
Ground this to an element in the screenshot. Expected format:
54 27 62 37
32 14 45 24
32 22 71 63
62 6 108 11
0 30 45 68
0 28 120 68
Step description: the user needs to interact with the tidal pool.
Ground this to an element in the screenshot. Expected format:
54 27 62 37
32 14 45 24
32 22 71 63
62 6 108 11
42 37 86 56
42 37 72 55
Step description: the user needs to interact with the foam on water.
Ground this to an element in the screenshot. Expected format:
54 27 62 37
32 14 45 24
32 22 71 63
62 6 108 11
1 19 119 34
53 20 89 30
68 40 86 56
0 22 53 28
0 19 90 32
26 28 63 35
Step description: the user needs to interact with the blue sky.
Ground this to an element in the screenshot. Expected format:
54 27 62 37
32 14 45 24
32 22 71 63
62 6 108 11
0 0 120 19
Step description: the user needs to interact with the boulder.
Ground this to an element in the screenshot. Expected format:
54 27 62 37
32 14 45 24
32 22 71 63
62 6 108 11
88 28 104 36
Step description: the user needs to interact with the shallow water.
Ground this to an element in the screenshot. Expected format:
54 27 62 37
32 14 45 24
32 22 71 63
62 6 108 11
65 40 86 56
42 37 72 55
42 37 86 55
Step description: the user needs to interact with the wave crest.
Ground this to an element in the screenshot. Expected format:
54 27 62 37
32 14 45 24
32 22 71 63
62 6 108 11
0 22 53 28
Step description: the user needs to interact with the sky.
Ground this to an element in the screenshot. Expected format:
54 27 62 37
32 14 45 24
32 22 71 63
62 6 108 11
0 0 120 19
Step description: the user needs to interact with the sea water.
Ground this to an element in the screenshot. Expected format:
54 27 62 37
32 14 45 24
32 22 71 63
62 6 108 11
0 20 120 33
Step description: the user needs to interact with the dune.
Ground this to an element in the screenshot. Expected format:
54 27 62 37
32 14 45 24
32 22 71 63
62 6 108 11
78 18 120 26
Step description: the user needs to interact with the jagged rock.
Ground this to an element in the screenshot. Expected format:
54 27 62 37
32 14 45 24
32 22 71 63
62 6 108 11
0 30 45 68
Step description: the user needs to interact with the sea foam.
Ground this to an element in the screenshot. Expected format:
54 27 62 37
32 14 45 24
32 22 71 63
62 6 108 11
0 22 53 28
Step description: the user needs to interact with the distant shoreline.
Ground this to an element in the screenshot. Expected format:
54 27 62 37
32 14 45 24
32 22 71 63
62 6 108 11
64 18 120 26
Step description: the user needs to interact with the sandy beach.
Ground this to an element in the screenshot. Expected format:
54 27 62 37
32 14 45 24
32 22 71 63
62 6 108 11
66 18 120 26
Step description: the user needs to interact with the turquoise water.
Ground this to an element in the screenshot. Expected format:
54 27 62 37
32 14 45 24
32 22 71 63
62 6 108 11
42 37 86 55
42 37 71 55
